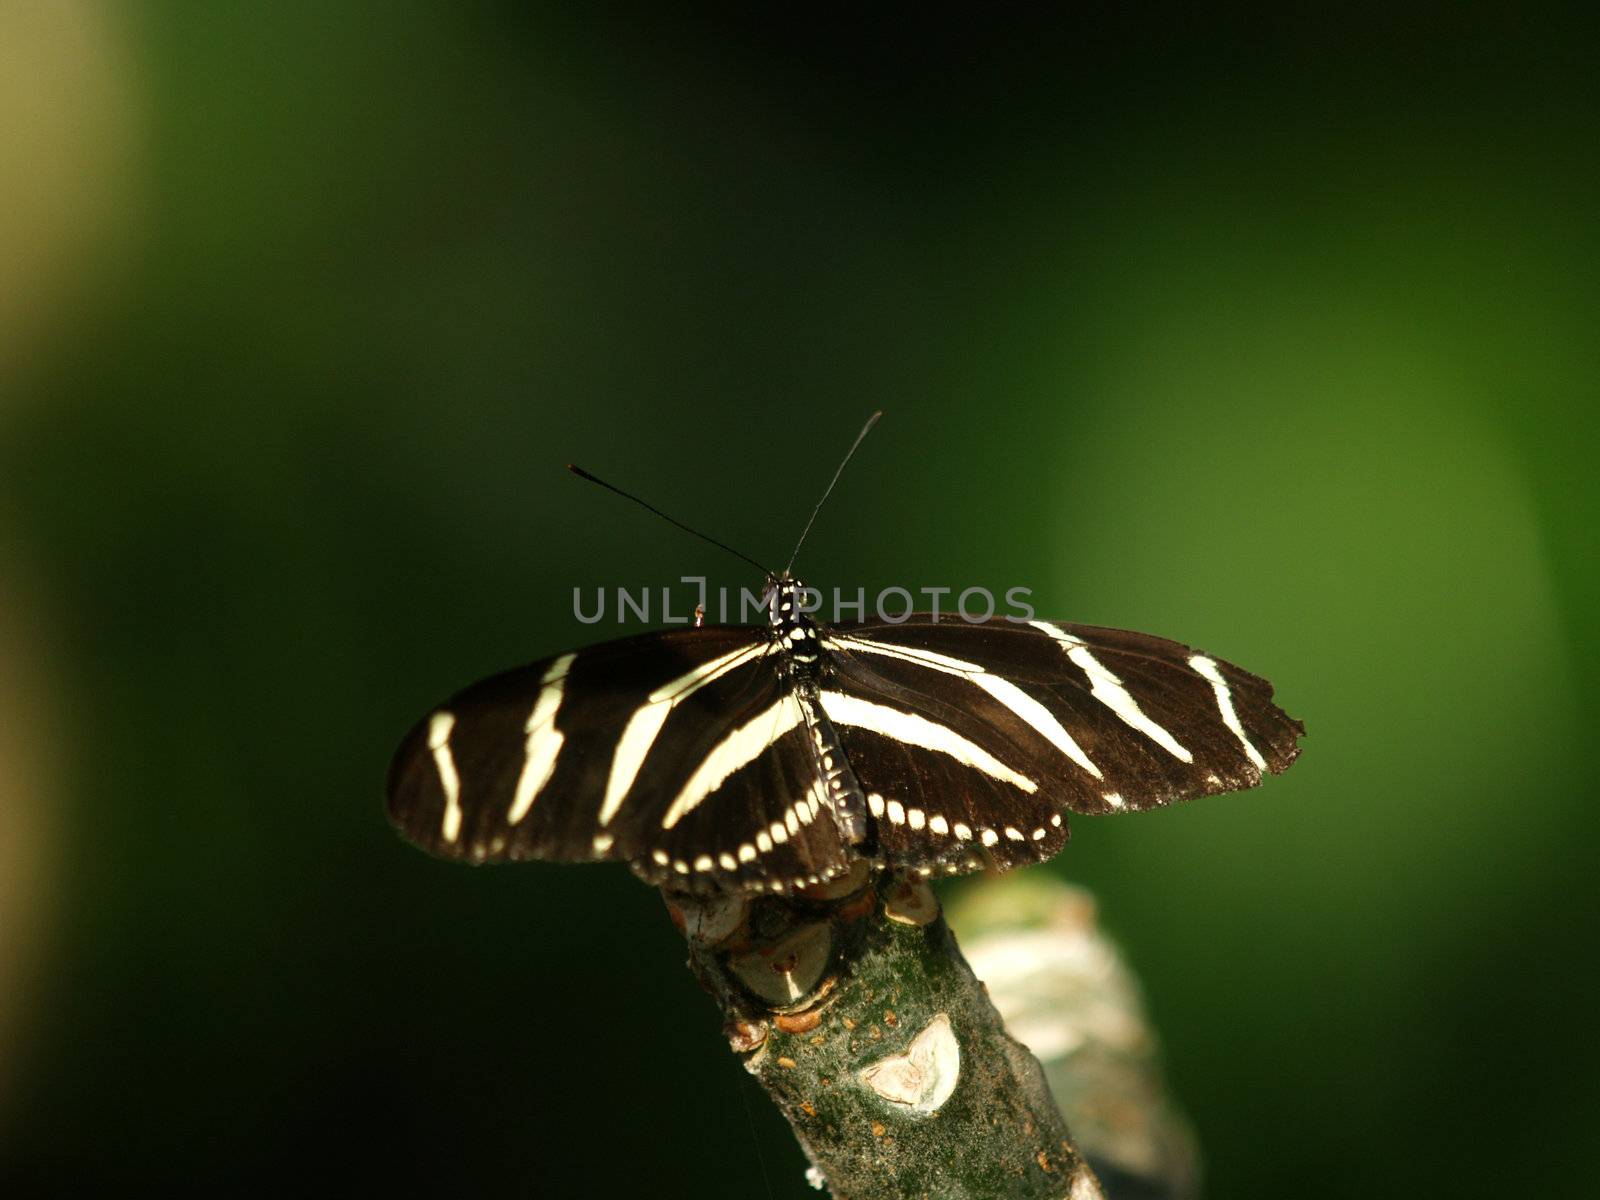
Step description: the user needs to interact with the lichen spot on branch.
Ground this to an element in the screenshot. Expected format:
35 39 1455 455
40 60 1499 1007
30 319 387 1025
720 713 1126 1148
857 1012 960 1115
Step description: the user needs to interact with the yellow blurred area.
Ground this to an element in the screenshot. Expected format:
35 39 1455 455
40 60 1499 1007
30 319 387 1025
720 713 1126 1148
0 0 137 1119
0 551 59 1108
0 1 138 381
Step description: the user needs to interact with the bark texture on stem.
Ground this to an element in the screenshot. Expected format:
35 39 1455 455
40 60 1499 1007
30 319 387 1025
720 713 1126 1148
665 864 1104 1200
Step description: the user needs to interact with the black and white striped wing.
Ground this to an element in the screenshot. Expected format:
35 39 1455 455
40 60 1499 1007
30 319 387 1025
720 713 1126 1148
386 627 851 892
822 619 1303 875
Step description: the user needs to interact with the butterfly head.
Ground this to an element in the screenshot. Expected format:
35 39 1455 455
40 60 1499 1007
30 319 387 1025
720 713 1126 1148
764 574 802 626
765 575 822 662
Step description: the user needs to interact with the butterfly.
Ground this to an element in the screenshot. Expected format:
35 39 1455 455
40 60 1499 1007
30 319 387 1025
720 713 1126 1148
386 416 1303 894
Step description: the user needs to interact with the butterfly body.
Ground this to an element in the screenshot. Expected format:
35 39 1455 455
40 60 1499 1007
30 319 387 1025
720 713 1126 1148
766 576 871 849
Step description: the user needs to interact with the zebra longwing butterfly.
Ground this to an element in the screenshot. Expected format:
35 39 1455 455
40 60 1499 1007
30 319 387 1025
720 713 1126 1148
386 421 1303 894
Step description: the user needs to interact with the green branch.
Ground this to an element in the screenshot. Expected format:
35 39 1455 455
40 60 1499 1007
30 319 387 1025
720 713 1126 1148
666 864 1106 1199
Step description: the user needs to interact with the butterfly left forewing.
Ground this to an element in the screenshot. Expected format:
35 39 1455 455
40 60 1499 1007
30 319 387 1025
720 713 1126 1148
1038 622 1303 804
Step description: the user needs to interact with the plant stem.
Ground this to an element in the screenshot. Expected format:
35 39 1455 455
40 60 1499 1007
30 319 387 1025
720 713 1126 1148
665 864 1105 1200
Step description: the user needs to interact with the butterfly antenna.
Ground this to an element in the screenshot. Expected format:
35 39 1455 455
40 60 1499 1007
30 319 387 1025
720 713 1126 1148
784 410 882 576
567 464 774 575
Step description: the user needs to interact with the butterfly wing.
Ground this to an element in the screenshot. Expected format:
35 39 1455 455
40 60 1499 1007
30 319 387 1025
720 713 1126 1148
388 615 1303 889
822 618 1303 874
386 626 851 892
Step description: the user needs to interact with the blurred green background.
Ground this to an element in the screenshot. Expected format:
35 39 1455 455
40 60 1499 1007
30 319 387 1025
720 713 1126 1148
2 4 1595 1196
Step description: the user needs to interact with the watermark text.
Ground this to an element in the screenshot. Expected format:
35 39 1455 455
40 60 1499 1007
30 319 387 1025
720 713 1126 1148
573 577 1036 625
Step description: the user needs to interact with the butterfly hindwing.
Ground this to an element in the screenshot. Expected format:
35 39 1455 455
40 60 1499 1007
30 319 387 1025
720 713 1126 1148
622 699 854 893
819 630 1075 874
819 670 1073 875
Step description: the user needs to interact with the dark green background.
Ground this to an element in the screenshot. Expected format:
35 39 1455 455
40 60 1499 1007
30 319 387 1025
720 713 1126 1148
2 5 1595 1196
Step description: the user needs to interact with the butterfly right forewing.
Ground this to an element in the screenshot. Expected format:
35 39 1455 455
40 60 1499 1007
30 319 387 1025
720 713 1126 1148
388 627 768 864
